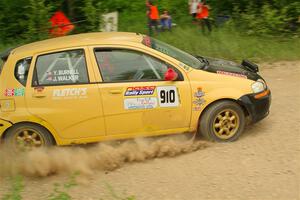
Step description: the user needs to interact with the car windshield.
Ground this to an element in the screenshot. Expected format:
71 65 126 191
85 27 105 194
142 36 205 69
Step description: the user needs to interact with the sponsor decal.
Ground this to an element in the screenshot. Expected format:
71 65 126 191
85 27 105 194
125 86 155 96
0 99 15 112
46 69 80 82
179 62 190 71
4 88 25 97
193 87 206 111
52 88 87 99
124 97 158 110
157 86 179 107
217 71 247 79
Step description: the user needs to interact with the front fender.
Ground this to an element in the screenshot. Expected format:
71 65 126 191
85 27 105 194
189 87 248 132
205 88 246 104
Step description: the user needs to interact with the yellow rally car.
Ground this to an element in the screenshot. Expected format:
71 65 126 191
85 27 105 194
0 32 271 148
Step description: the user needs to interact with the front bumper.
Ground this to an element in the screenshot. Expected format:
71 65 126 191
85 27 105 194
238 90 271 123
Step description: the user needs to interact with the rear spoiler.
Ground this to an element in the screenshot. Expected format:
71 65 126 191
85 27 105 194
0 48 14 62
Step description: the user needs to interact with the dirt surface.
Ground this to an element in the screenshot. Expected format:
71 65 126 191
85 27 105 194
0 61 300 200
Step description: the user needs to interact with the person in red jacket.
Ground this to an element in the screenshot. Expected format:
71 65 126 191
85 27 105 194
197 0 212 33
146 0 160 35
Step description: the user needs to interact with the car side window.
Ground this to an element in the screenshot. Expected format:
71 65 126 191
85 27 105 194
33 49 89 86
15 57 32 86
94 49 176 82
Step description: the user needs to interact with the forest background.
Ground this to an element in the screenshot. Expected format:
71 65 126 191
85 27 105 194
0 0 299 61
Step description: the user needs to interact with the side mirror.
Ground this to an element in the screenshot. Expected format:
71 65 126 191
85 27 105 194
164 68 178 81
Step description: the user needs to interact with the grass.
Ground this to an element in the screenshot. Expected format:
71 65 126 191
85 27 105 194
47 172 79 200
1 174 136 200
1 24 300 63
117 12 300 62
1 176 24 200
155 26 300 62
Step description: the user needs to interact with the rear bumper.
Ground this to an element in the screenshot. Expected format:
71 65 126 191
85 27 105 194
0 118 13 140
238 90 271 123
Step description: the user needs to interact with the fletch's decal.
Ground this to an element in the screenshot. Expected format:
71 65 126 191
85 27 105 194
124 97 158 110
4 88 25 97
125 86 155 96
52 88 87 99
193 87 206 111
217 71 247 79
157 86 179 107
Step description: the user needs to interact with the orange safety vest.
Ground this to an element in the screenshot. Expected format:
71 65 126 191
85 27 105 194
197 4 209 19
149 5 159 20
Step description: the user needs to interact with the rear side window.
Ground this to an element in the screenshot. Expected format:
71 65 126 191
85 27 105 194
14 57 32 86
33 49 89 86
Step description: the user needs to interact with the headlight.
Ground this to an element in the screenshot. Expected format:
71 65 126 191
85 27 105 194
251 79 266 93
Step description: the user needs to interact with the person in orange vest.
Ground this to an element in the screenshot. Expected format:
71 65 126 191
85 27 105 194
146 0 160 35
197 0 212 33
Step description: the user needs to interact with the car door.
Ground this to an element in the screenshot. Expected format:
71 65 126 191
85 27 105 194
25 48 106 140
90 46 192 137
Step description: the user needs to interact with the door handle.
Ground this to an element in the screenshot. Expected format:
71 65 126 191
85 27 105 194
33 93 47 98
33 87 47 98
109 90 122 94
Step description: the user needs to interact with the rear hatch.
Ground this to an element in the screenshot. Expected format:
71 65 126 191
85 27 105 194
0 48 14 74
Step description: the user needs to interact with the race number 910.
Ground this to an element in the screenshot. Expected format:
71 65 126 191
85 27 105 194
157 86 179 107
160 90 175 103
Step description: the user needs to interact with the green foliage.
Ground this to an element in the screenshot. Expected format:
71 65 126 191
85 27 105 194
228 1 300 36
0 0 299 43
47 172 79 200
0 0 29 43
78 0 102 32
1 176 24 200
24 0 52 42
156 26 300 62
0 173 137 200
102 182 136 200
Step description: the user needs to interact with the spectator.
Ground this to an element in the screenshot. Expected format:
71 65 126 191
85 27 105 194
160 10 172 31
197 0 212 33
189 0 200 22
146 0 160 36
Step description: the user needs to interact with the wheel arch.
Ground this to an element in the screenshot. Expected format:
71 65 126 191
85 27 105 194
1 121 58 145
197 98 250 132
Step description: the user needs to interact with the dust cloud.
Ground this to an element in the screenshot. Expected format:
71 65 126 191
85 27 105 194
0 135 209 177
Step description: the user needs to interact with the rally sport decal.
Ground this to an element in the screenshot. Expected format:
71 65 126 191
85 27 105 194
124 86 155 96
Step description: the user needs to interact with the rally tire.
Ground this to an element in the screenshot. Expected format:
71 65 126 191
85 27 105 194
5 123 54 149
199 100 246 142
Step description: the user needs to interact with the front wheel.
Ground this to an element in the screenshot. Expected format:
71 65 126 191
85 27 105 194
5 123 54 149
199 100 246 142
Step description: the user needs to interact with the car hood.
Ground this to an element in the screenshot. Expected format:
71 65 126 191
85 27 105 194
198 57 261 81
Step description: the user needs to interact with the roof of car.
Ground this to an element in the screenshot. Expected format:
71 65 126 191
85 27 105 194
12 32 144 57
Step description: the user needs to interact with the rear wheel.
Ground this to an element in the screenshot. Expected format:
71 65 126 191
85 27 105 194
5 123 54 149
199 100 246 142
